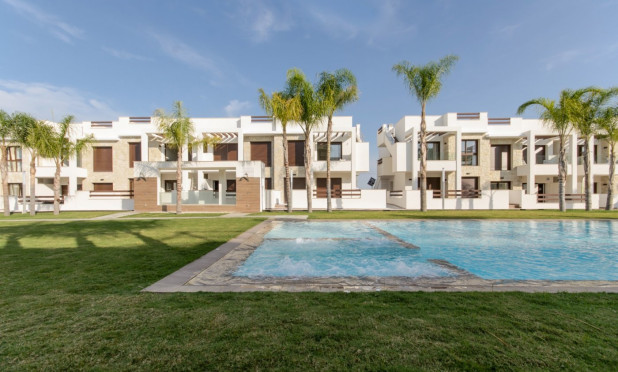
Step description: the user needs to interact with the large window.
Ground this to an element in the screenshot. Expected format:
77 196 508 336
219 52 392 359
251 142 272 167
8 183 22 197
93 147 113 172
7 146 22 172
287 140 305 166
491 144 511 170
490 181 511 190
164 145 178 161
213 143 238 161
418 142 440 160
461 140 478 166
317 142 342 161
129 142 141 168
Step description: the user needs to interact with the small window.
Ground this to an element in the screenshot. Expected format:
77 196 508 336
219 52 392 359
265 178 273 190
93 183 113 191
8 183 22 197
288 177 306 190
7 147 22 172
491 145 511 171
317 142 342 161
164 180 177 192
165 145 178 161
93 147 113 172
490 181 511 190
226 180 236 192
129 142 141 168
462 140 478 166
418 142 440 160
38 178 54 185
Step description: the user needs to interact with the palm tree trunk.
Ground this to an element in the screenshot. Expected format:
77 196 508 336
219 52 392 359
558 137 567 212
304 136 312 213
583 138 591 211
176 147 182 214
606 141 615 210
282 125 292 213
53 159 61 215
29 153 36 216
326 115 333 213
420 102 427 212
1 143 9 216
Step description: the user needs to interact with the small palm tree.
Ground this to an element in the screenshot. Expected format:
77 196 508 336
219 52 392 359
154 101 218 214
258 89 302 213
38 115 93 215
285 68 326 213
11 113 54 215
316 69 359 212
392 55 458 212
518 91 576 212
570 87 617 210
596 98 618 210
0 110 12 216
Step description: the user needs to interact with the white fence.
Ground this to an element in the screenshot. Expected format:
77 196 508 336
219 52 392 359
387 190 510 210
0 191 133 212
275 189 387 210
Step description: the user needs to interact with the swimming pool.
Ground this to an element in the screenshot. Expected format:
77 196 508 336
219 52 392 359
234 220 618 281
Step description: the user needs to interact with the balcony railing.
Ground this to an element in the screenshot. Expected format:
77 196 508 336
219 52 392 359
18 195 64 204
537 193 585 203
129 117 151 123
91 121 112 128
488 117 510 125
457 112 480 120
388 190 403 197
312 189 361 199
89 190 134 199
251 115 271 122
433 189 482 199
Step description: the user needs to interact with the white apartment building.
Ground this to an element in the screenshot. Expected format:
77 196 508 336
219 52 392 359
377 112 618 210
0 115 372 213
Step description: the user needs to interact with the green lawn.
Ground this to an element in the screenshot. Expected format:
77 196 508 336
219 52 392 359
0 211 116 220
254 209 618 220
1 219 617 370
124 212 227 218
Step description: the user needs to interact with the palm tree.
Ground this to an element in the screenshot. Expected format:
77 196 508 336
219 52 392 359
596 98 618 210
570 87 617 210
518 90 576 212
316 69 359 212
11 113 54 215
285 68 325 213
258 89 302 213
0 110 12 216
392 55 458 212
38 115 93 215
154 101 218 214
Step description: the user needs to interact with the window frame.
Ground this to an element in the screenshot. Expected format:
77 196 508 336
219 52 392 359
317 142 343 161
461 140 478 166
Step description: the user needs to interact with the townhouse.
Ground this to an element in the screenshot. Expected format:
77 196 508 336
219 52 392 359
0 115 371 213
377 112 618 210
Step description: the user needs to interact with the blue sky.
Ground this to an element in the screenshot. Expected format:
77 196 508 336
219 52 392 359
1 0 617 183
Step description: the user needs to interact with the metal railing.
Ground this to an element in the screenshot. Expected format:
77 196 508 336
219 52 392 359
388 190 403 197
251 115 271 122
129 117 151 123
457 112 480 120
488 117 510 125
18 195 64 204
89 190 134 199
91 121 112 128
433 189 482 199
537 193 585 203
312 189 361 199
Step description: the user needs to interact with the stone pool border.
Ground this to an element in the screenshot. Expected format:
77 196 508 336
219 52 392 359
142 219 618 293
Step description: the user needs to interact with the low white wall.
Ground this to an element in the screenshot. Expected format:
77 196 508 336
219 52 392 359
521 193 603 210
598 194 618 209
509 190 523 205
395 190 510 210
265 190 283 209
289 189 387 210
0 192 133 212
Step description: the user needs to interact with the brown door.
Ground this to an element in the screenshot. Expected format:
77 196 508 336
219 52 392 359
61 185 69 196
427 177 441 198
316 178 342 198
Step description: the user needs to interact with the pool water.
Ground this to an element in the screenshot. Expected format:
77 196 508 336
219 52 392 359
234 220 618 280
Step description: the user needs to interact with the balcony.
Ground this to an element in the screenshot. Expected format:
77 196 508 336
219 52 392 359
312 160 352 172
36 166 88 179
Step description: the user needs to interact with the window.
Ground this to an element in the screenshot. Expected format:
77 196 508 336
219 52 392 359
8 183 22 197
265 178 273 190
522 145 546 164
129 142 141 168
317 142 342 161
187 144 193 162
165 145 178 161
491 145 511 170
286 177 306 190
213 143 238 161
164 180 177 192
461 177 479 198
76 151 82 168
226 180 236 192
316 178 342 198
288 140 305 166
93 183 113 191
7 146 22 172
418 142 441 160
490 181 511 190
251 142 272 167
93 147 113 172
461 140 478 166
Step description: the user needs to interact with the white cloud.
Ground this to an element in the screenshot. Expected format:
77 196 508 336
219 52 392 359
102 46 150 61
235 0 292 43
0 80 120 121
150 31 222 77
543 49 582 71
224 100 251 117
307 8 358 40
3 0 84 44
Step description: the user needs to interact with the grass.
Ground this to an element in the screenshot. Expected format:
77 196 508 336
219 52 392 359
253 209 618 220
0 211 116 219
1 219 617 370
124 212 227 218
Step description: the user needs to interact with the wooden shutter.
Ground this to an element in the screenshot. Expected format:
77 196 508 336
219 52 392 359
331 178 342 198
288 141 304 166
292 177 306 190
227 144 238 160
214 144 224 161
93 183 113 191
93 147 113 172
251 142 272 167
265 178 272 190
129 143 141 168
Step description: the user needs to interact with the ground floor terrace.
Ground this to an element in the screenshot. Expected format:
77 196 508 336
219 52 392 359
1 212 617 370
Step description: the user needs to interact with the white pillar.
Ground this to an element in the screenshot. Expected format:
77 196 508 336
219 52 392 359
568 133 578 194
410 129 418 190
141 134 148 161
218 169 225 205
351 128 357 189
527 131 535 194
455 129 462 190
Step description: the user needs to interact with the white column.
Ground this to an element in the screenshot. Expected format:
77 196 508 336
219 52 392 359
455 129 462 190
527 131 535 194
218 169 225 205
568 133 578 194
141 134 148 161
410 129 418 190
181 145 189 161
351 128 357 189
587 136 594 194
